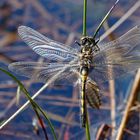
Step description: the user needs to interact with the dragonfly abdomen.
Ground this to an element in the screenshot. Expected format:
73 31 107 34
80 66 88 127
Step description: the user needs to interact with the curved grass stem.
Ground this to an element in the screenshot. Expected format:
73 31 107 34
0 68 57 140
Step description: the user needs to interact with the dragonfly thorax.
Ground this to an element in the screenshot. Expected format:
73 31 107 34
80 47 92 68
79 36 96 69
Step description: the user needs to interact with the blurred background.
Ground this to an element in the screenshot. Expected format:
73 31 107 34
0 0 139 139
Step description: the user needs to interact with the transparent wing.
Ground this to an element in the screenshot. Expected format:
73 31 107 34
90 25 140 84
100 25 140 52
8 62 80 85
86 79 101 109
18 26 79 62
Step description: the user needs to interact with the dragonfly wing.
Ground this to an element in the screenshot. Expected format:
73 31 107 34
100 25 140 53
8 62 80 85
86 78 101 109
90 25 140 84
90 59 140 84
18 26 79 62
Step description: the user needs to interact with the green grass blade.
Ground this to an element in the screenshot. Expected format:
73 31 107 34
83 0 87 36
0 68 57 140
93 0 119 38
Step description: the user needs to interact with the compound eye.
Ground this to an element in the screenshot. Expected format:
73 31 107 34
81 38 87 45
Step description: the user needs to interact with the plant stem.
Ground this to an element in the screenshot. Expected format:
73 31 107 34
32 105 49 140
83 0 87 36
100 0 140 41
85 105 91 140
83 0 91 139
93 0 119 38
0 68 57 140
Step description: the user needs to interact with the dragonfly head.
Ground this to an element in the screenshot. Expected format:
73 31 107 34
80 36 98 54
80 36 96 46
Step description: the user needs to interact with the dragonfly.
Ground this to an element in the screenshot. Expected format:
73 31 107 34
8 25 140 127
7 0 140 129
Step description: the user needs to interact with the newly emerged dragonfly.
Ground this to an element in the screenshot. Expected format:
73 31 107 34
9 25 140 127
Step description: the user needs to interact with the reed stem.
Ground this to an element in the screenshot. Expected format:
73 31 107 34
83 0 91 140
83 0 87 36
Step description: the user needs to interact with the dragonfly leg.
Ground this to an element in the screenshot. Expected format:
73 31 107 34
75 40 81 46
